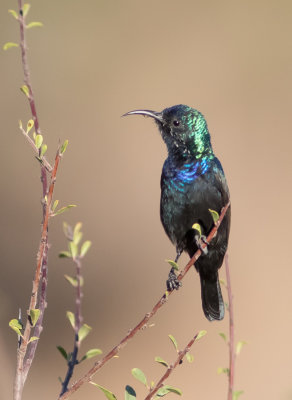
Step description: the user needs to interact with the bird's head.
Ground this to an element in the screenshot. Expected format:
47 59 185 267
123 104 213 159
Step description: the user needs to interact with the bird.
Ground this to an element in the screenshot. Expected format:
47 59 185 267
123 105 231 321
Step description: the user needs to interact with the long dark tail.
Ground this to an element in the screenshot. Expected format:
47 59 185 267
199 272 224 321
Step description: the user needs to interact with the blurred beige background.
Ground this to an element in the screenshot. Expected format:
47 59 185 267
1 0 292 399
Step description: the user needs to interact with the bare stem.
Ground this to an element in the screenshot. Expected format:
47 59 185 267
59 201 230 400
225 253 235 400
18 0 41 135
23 242 49 382
60 256 84 396
144 333 198 400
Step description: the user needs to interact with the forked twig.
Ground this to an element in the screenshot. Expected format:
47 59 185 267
144 333 199 400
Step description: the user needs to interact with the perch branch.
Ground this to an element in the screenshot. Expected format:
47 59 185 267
59 200 230 400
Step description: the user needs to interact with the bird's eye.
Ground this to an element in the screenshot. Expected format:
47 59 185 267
173 120 180 127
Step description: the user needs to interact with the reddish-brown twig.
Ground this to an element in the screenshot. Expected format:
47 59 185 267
225 253 235 400
14 150 62 400
13 2 64 397
59 200 230 400
144 333 199 400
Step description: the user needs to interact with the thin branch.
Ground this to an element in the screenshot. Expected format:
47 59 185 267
225 253 235 400
18 0 41 136
74 257 83 334
59 200 231 400
22 241 49 381
144 333 198 400
12 2 57 398
60 256 84 396
14 151 62 400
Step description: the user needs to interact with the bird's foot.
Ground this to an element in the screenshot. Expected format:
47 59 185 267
195 234 209 255
166 268 182 291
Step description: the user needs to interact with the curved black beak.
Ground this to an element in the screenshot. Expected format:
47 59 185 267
122 109 163 123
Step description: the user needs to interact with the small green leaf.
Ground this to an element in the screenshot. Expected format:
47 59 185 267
156 385 182 397
80 348 102 362
29 309 40 327
164 385 182 396
57 345 68 360
3 42 19 51
217 367 229 375
90 383 117 400
192 222 202 237
26 21 43 29
165 259 179 271
63 221 73 239
64 274 84 287
60 139 69 154
80 240 92 257
64 274 77 287
8 9 18 19
131 368 148 387
9 319 23 336
20 85 29 97
73 222 82 241
73 231 83 246
236 340 247 355
125 385 136 400
195 330 207 341
233 390 244 400
22 3 31 17
35 134 43 149
155 356 169 368
66 311 75 329
26 119 34 133
78 324 92 342
54 205 77 216
219 332 227 342
69 241 78 259
52 200 59 212
209 209 220 224
40 143 47 158
28 336 39 343
156 387 169 397
168 334 178 351
58 251 72 258
186 353 194 363
73 222 82 234
32 131 36 140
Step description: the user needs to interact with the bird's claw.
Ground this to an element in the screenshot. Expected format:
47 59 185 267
195 234 209 255
166 268 182 291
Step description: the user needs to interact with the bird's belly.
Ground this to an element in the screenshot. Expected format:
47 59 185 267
160 190 188 245
160 184 205 246
160 177 228 255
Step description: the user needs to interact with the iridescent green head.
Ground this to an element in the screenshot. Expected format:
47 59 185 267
124 104 213 159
